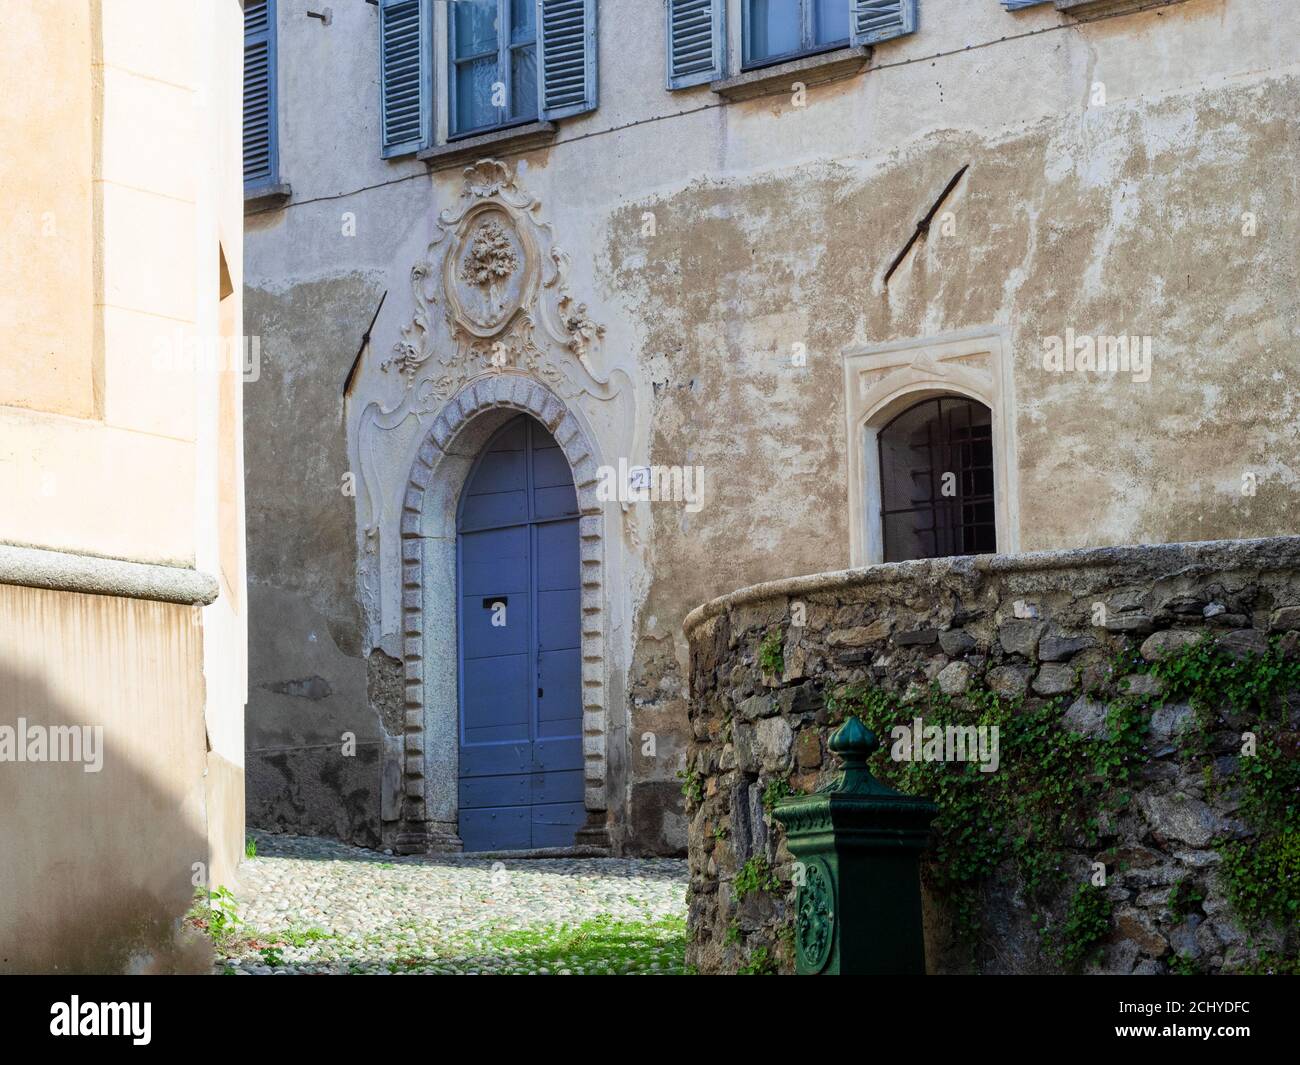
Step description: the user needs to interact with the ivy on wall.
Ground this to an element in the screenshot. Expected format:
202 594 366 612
819 636 1300 972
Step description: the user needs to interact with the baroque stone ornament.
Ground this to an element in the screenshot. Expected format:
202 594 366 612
356 159 636 550
448 209 532 336
797 857 836 974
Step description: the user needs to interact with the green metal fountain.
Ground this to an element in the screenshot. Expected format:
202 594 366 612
772 716 938 974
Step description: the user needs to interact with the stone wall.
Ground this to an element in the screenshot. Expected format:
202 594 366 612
683 537 1300 975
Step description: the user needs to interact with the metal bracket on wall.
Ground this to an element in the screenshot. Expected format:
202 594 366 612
882 164 970 287
342 290 388 401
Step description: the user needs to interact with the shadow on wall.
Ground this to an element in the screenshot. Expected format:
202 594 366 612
0 658 213 974
242 582 389 850
245 740 383 848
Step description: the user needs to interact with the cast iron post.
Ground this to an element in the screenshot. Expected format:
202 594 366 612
773 716 937 974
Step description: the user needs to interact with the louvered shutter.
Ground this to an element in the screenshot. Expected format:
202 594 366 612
850 0 918 46
536 0 598 121
666 0 725 90
379 0 431 157
243 0 277 186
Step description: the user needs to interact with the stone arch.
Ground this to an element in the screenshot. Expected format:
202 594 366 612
842 330 1019 566
393 373 609 853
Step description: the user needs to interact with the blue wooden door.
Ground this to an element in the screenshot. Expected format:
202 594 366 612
456 415 584 851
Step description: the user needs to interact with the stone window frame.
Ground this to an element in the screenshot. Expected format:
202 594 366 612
394 374 609 853
841 327 1021 567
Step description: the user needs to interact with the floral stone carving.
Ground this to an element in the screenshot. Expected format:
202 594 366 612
356 159 639 552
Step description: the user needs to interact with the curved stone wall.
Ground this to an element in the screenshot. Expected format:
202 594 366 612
683 537 1300 975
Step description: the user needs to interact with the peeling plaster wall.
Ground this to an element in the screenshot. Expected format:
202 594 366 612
244 0 1299 855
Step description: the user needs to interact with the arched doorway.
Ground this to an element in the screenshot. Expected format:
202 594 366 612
877 396 996 562
455 413 584 851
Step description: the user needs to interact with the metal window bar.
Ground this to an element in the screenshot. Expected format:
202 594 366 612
879 396 997 562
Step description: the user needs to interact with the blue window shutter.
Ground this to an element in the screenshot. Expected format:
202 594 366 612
537 0 598 121
243 0 278 187
1003 1 1049 8
850 0 918 46
379 0 431 158
666 0 725 90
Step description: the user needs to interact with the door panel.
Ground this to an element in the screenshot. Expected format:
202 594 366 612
531 444 571 487
534 519 579 588
460 655 530 744
532 802 587 848
459 771 531 809
536 648 581 735
535 590 580 648
456 414 586 851
459 738 530 779
533 484 578 520
461 806 531 852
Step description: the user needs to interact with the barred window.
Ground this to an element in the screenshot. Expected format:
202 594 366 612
878 396 997 563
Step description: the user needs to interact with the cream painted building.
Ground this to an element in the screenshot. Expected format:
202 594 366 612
0 0 247 972
243 0 1298 857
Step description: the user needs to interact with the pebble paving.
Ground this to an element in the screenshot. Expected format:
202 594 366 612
214 832 688 975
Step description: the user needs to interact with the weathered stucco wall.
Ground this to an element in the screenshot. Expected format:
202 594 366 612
0 584 213 973
243 276 387 846
244 0 1299 855
683 536 1300 974
0 0 248 969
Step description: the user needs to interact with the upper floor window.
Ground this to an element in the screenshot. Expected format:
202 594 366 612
380 0 597 158
449 0 538 138
743 0 848 69
243 0 280 189
668 1 916 88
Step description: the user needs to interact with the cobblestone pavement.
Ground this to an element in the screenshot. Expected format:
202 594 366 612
213 832 688 975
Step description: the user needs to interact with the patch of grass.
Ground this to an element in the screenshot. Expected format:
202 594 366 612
186 885 242 944
451 914 687 975
244 837 257 859
272 926 334 948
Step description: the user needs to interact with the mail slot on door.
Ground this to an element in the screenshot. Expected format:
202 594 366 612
482 596 508 610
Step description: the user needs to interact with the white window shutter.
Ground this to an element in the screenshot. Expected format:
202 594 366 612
379 0 431 157
244 0 277 186
666 0 725 90
850 0 918 46
537 0 598 121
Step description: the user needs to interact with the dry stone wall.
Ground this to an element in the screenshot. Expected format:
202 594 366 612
683 537 1300 975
